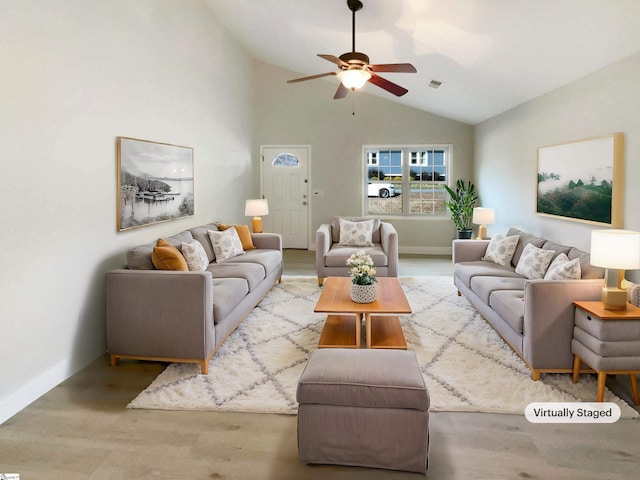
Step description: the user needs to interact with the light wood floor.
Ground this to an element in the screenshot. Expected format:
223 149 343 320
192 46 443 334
1 250 639 479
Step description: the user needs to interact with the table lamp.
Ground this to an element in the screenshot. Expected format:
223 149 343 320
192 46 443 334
245 199 269 233
472 207 495 240
590 229 640 310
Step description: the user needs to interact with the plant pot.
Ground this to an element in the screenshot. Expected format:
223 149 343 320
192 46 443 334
351 283 377 303
457 229 473 239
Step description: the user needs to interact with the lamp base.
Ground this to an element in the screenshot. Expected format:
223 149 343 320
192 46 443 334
251 216 263 234
476 224 488 240
602 287 627 311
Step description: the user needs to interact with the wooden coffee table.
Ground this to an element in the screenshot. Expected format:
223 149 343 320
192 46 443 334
314 277 411 349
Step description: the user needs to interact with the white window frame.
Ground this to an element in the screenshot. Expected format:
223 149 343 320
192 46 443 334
363 144 452 217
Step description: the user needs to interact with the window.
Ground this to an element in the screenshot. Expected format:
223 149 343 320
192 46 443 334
364 145 450 216
272 153 299 166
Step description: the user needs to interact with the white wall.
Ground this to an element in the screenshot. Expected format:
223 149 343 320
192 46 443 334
252 60 474 254
474 52 640 282
0 0 255 423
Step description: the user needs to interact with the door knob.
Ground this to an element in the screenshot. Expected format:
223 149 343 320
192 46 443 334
302 201 308 206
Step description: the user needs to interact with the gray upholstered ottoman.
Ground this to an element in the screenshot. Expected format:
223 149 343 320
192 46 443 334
296 349 430 474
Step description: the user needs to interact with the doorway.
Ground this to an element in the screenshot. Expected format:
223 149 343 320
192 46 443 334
260 145 310 249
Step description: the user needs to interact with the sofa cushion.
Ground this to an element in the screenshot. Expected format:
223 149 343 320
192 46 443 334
223 249 282 277
208 228 245 262
567 248 604 279
207 262 265 291
189 223 219 262
218 224 256 250
515 243 555 279
181 240 209 272
541 240 571 258
489 290 525 334
470 275 527 304
127 230 193 270
338 218 375 247
544 253 582 280
151 239 189 271
482 235 519 267
212 278 249 324
508 228 546 267
325 245 387 268
331 217 381 244
453 261 521 289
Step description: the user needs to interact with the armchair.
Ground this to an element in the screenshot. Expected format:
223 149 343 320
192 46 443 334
315 216 399 286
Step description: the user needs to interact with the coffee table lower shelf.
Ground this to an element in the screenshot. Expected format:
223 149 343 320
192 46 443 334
318 314 407 350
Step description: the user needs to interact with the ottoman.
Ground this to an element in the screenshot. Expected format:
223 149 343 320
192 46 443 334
296 349 430 474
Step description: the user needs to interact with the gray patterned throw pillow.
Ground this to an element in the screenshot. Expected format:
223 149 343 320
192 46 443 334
515 243 556 279
544 253 582 280
338 218 375 247
208 228 245 263
482 235 519 267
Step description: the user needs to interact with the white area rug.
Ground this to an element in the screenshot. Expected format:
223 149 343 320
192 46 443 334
128 276 639 418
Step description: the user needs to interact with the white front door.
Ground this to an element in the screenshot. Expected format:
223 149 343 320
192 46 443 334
261 146 310 249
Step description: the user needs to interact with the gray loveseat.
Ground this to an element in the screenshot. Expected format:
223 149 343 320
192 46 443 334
107 223 282 374
453 227 605 380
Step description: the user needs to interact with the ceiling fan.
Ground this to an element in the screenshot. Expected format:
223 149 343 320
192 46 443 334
287 0 417 99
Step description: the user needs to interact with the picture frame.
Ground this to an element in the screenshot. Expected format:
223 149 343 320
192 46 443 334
536 133 624 227
117 137 194 231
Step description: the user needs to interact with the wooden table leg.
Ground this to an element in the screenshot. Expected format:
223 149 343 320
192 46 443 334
355 313 362 348
597 371 607 402
572 355 581 383
365 313 371 348
629 374 639 405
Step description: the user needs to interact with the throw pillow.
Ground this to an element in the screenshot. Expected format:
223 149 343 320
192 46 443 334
515 243 556 279
338 218 375 247
208 228 245 263
181 241 209 271
482 235 519 268
544 253 582 280
151 239 189 271
218 224 256 250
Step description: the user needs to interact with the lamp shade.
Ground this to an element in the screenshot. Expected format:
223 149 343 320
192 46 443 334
337 69 371 90
245 199 269 217
472 207 495 225
590 229 640 270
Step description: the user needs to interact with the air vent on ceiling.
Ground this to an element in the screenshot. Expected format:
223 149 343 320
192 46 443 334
428 80 442 89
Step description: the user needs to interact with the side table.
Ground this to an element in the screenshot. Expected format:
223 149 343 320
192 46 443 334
571 301 640 404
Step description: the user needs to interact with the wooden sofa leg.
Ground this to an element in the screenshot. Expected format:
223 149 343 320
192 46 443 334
110 355 119 367
201 361 208 375
457 291 461 296
318 277 324 286
531 369 541 381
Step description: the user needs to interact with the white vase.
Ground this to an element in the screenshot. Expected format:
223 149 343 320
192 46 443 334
351 283 377 303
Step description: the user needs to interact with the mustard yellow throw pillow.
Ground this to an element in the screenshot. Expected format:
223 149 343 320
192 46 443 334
218 224 256 250
152 239 189 271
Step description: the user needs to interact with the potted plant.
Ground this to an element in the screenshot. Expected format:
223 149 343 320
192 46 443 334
346 250 377 303
444 179 478 239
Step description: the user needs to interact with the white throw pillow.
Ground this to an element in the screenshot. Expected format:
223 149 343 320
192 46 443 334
338 218 375 247
482 235 519 267
544 253 582 280
208 228 244 263
181 241 209 271
515 243 556 279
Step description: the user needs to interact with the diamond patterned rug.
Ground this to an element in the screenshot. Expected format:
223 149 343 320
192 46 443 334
128 276 638 418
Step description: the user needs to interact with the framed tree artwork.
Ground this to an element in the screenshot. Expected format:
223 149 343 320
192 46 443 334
536 133 624 227
117 137 194 231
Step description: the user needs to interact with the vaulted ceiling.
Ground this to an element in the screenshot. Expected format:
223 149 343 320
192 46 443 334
205 0 640 125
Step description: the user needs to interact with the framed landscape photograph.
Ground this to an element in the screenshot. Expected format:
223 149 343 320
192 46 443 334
536 133 624 227
117 137 194 231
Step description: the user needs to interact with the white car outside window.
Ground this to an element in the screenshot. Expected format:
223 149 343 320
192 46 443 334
367 182 396 198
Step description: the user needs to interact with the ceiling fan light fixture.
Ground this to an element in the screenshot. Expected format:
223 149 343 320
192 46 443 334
337 68 371 90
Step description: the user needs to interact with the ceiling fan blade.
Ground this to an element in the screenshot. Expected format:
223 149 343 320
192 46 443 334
287 71 336 84
317 54 349 68
368 73 409 97
369 63 417 73
333 83 349 99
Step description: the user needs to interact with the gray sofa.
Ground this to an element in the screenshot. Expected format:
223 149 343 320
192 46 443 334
316 217 399 286
107 223 282 374
453 227 605 380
